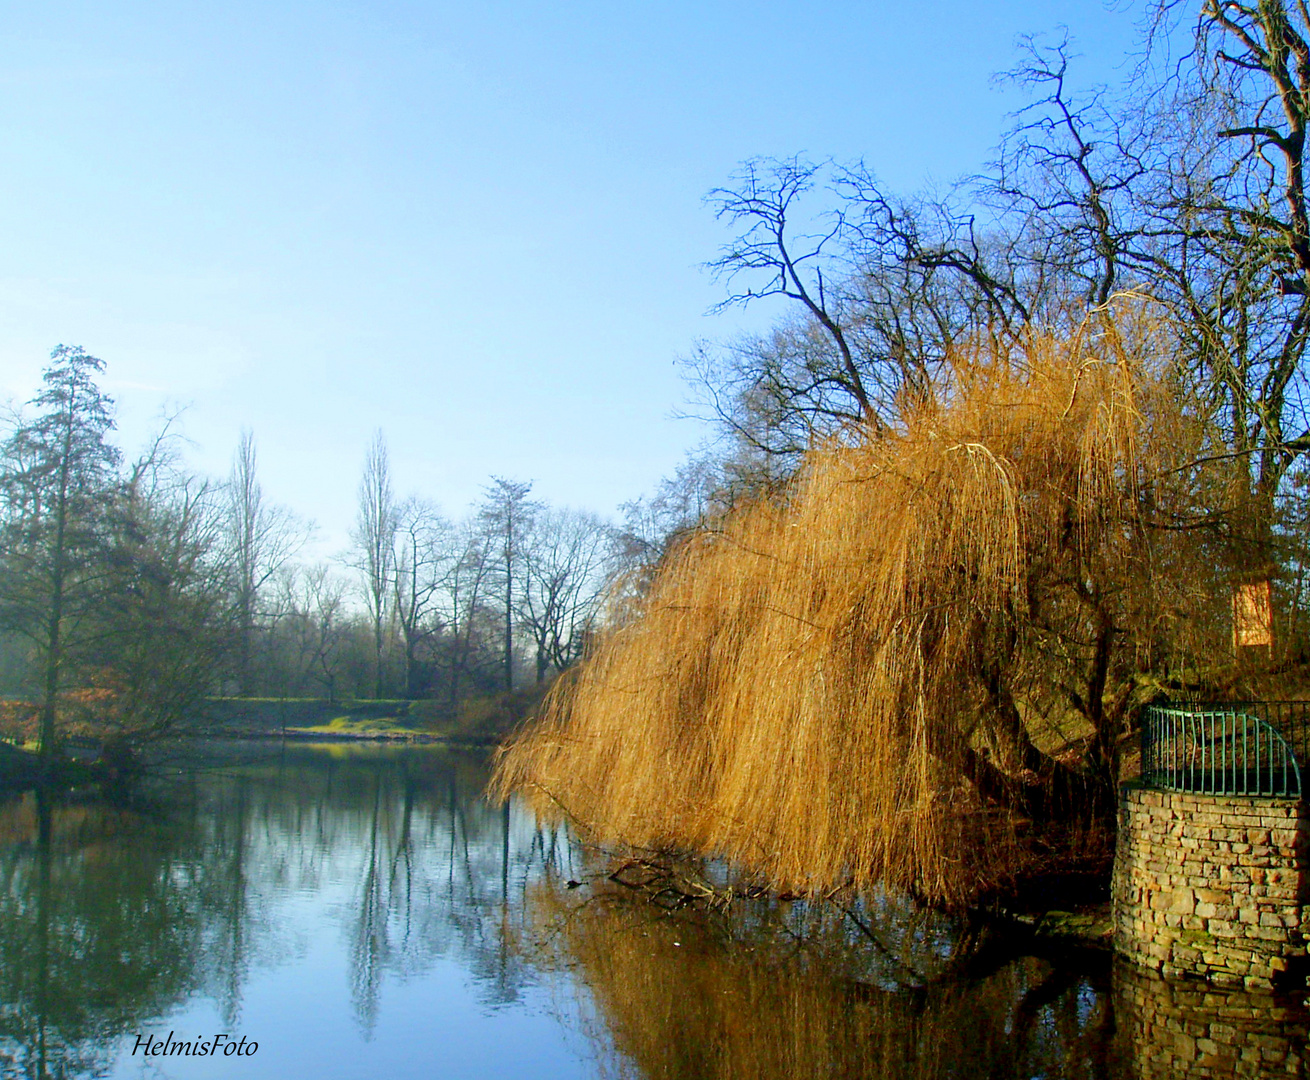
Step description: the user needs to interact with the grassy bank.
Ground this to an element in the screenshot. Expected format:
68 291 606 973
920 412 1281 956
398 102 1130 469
0 685 546 790
202 687 547 745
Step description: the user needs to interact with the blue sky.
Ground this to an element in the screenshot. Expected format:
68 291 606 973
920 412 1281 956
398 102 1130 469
0 1 1148 554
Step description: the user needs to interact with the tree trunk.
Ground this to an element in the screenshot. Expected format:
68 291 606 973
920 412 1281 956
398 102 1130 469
38 424 74 779
504 551 514 693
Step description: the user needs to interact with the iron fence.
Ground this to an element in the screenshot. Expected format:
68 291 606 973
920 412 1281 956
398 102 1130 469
1216 700 1310 772
1141 703 1302 799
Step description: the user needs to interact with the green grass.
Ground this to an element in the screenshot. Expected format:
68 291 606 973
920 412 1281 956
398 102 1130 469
204 687 550 745
299 715 431 738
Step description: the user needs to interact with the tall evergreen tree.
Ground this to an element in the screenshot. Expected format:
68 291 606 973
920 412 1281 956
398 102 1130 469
0 346 120 771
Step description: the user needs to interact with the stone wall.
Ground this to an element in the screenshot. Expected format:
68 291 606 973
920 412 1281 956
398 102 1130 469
1112 785 1308 989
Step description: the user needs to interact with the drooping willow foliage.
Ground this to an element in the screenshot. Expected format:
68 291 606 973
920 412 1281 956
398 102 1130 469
494 313 1227 906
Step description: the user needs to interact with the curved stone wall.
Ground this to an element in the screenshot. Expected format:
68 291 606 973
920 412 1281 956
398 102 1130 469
1112 786 1308 989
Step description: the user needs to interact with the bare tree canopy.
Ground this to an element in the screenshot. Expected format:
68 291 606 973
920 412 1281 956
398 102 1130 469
518 507 615 683
688 6 1310 584
391 497 449 698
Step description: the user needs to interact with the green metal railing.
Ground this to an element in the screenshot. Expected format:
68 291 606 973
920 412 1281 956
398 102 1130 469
1141 704 1302 798
1220 699 1310 770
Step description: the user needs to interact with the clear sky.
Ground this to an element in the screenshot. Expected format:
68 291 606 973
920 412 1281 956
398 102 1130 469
0 1 1148 555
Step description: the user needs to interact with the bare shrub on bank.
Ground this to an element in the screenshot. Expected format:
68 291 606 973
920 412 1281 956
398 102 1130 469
494 311 1224 907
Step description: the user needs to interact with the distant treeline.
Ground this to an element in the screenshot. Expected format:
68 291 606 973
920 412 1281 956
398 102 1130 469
0 349 688 758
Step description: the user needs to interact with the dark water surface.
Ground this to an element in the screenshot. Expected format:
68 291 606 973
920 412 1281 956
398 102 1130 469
0 743 1304 1079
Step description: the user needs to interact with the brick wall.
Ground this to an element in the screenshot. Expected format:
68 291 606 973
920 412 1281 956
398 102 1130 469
1112 785 1308 989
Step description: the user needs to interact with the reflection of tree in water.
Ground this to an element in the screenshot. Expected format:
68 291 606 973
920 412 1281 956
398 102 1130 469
516 873 1127 1080
178 745 564 1031
1 747 1304 1080
349 770 390 1033
327 749 565 1026
518 867 1310 1080
0 744 573 1074
0 790 203 1080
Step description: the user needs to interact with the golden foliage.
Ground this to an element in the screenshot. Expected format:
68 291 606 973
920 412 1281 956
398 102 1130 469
0 700 39 745
494 313 1222 906
0 682 124 746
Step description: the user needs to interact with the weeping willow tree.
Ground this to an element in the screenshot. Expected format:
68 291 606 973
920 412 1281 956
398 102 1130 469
494 313 1226 907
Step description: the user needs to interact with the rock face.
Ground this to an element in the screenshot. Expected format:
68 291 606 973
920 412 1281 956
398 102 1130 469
1112 785 1308 989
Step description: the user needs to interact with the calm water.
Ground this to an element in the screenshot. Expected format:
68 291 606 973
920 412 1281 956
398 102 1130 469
0 743 1305 1080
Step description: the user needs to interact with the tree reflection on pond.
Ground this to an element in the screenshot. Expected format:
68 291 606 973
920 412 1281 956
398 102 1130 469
0 790 203 1078
0 745 559 1078
0 744 1303 1079
515 870 1127 1079
520 867 1310 1079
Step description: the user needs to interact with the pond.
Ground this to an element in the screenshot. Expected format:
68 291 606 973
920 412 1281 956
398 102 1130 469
0 742 1304 1079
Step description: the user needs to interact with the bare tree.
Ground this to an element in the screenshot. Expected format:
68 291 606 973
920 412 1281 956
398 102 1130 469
391 498 448 697
983 35 1152 310
479 478 536 693
518 508 614 683
706 157 880 434
977 7 1310 583
93 434 230 746
298 564 348 703
1139 0 1310 574
351 431 397 699
616 452 727 571
435 519 495 712
225 429 305 694
697 158 1032 463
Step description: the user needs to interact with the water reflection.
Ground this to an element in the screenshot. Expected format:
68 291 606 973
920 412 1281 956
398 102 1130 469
522 873 1310 1079
0 744 574 1079
167 745 557 1023
0 791 202 1078
0 744 1303 1079
1114 964 1308 1078
517 875 1125 1079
